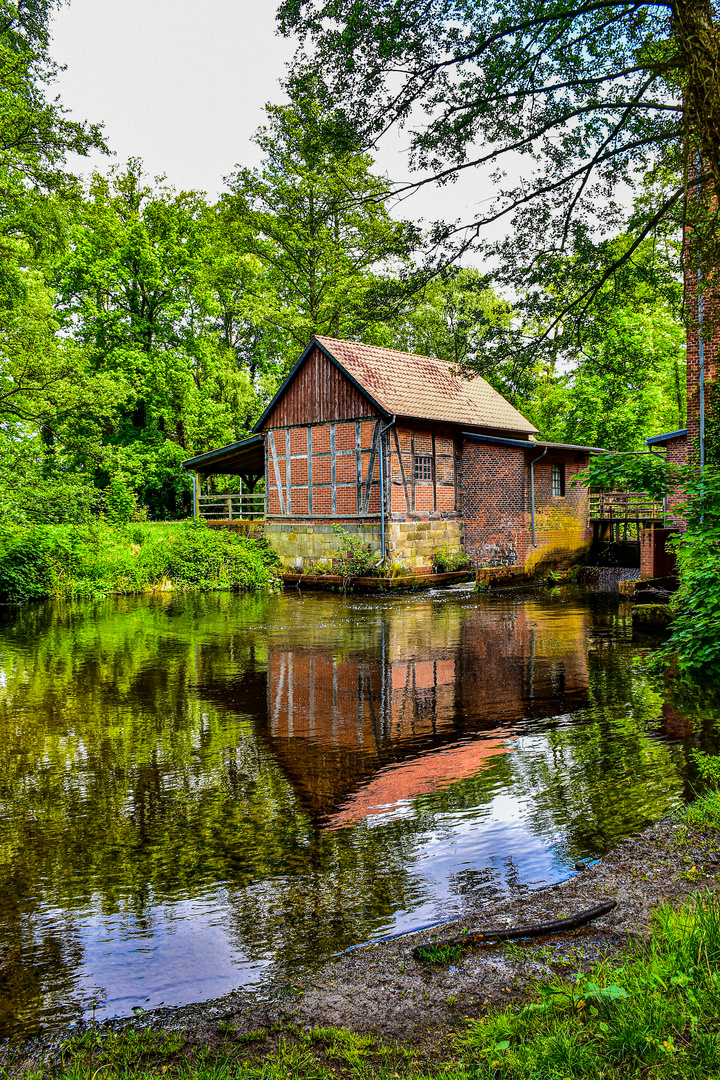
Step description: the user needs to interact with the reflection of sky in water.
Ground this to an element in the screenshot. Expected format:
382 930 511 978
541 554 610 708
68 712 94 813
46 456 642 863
74 896 266 1021
0 589 693 1036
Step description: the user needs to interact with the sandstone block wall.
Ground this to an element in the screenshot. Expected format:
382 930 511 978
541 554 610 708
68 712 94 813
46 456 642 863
265 520 383 569
387 519 464 570
265 518 464 571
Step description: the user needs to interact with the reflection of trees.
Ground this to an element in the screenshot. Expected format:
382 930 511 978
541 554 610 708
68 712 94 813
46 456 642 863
0 589 697 1036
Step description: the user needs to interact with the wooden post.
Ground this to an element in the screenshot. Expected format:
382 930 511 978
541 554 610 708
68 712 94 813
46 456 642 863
393 428 410 512
269 431 285 515
193 472 200 518
307 426 313 515
330 424 337 515
356 421 362 513
410 432 416 511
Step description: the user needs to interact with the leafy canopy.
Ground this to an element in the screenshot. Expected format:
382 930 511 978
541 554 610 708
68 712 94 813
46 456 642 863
278 0 718 334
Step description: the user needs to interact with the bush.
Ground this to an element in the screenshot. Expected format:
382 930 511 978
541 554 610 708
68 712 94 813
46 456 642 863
432 543 471 572
655 466 720 682
104 475 147 524
331 523 377 578
0 519 280 602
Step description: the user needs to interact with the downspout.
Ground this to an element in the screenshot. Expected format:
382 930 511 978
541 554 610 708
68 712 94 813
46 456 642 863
646 446 668 524
696 152 706 473
529 446 548 547
378 415 396 562
192 472 198 519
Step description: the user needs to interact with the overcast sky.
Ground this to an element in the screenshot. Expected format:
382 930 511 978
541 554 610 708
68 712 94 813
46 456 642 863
50 0 490 239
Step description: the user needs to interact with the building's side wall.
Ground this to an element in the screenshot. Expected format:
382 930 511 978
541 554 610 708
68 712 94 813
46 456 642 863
264 418 464 570
664 433 688 529
460 441 592 571
266 418 382 519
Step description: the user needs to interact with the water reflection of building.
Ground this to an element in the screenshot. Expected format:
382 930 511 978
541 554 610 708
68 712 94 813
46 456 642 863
252 597 592 824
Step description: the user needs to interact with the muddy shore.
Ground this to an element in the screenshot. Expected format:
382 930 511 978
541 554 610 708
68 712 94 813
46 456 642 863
8 810 720 1072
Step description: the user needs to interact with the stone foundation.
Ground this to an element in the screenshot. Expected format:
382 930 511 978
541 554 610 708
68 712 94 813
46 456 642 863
387 518 464 570
264 517 464 571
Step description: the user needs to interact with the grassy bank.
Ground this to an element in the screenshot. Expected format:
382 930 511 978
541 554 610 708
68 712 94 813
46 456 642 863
0 520 281 601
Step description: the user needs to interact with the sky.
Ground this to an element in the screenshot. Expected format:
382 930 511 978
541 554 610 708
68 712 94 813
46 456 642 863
50 0 489 236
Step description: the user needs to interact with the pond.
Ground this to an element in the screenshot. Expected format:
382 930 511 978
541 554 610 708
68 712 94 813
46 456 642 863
0 585 708 1039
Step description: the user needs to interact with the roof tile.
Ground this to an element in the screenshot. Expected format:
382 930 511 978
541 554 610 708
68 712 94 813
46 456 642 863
314 335 537 433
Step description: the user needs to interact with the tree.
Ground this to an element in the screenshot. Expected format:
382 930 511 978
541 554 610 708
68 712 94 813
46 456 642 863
0 0 104 294
525 233 686 448
59 161 256 518
219 76 421 365
278 0 718 338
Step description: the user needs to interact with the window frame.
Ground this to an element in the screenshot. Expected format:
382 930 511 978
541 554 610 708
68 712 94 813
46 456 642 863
414 454 433 482
551 463 566 498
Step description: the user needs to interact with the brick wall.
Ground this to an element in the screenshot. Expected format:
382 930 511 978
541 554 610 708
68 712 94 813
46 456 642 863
460 440 592 571
685 230 720 465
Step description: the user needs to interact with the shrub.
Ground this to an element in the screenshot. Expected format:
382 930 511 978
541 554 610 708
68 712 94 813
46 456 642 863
104 475 146 524
655 466 720 682
0 519 280 602
432 543 470 572
331 523 377 579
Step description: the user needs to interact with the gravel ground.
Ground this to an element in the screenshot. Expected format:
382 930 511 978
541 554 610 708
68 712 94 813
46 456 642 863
7 813 720 1069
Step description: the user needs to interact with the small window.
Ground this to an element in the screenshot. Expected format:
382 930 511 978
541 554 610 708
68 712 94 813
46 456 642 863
552 464 565 497
414 455 433 481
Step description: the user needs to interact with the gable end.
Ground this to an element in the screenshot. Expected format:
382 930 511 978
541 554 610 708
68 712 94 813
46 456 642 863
253 341 388 431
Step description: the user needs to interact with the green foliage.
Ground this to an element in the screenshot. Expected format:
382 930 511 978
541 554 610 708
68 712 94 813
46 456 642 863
221 75 420 357
415 941 464 965
278 0 711 337
451 890 720 1078
657 467 720 681
103 475 146 524
0 520 280 601
432 544 470 573
575 452 670 498
58 160 258 519
331 523 377 578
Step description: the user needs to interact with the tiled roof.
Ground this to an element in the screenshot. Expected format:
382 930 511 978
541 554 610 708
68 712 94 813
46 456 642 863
314 335 537 433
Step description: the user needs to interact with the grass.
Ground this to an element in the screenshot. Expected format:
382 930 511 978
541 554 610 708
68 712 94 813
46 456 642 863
6 885 720 1080
0 518 281 601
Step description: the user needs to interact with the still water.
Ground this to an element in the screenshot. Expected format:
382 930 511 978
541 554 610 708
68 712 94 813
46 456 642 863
0 585 704 1037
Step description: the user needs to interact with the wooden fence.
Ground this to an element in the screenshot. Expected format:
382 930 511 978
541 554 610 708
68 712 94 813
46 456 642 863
198 493 266 520
588 491 663 522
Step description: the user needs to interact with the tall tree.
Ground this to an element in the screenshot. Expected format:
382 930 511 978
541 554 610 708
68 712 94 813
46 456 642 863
278 0 718 338
219 76 421 363
59 162 256 518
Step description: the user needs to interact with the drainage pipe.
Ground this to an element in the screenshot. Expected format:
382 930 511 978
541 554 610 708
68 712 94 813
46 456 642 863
529 446 548 546
646 446 668 523
378 415 396 562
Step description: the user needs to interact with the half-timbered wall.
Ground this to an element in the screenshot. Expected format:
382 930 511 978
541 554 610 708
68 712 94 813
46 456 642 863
266 419 382 517
388 425 458 517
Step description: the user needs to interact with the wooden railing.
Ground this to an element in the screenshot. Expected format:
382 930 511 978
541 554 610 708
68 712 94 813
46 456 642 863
198 493 266 520
588 491 663 522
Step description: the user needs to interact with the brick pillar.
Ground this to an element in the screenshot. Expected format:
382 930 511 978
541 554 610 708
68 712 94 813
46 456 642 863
685 165 720 465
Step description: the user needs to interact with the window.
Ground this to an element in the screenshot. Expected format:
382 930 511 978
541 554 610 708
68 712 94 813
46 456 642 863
552 464 565 497
414 455 433 481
